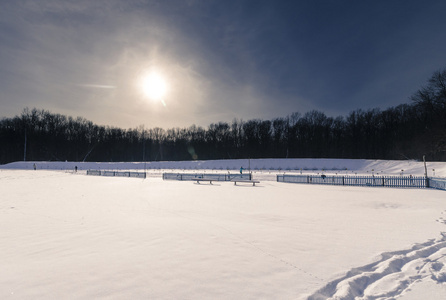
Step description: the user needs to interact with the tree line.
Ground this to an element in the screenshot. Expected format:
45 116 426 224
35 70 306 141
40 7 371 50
1 69 445 164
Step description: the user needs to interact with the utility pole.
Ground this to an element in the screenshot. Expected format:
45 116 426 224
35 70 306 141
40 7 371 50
423 155 428 177
142 129 145 162
142 127 146 173
23 129 27 161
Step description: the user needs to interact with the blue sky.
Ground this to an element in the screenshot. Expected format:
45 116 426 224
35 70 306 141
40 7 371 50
1 0 445 128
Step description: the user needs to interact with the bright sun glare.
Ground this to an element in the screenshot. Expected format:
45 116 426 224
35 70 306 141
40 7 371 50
141 72 168 102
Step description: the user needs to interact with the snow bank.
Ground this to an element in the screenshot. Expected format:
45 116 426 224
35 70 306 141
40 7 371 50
2 158 446 176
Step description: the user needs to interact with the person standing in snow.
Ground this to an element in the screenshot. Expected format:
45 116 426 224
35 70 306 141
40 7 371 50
240 166 244 174
33 163 36 170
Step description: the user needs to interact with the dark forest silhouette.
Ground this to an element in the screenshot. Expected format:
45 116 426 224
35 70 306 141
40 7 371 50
1 69 445 164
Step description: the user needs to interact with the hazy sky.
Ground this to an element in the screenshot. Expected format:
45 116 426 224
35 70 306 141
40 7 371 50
1 0 446 129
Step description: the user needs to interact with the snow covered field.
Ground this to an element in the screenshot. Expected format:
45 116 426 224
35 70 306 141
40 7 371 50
1 159 446 299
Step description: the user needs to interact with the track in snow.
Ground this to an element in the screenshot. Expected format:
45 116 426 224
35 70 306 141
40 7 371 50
308 233 446 300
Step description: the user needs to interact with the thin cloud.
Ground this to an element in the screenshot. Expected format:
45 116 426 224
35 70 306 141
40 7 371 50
76 84 116 89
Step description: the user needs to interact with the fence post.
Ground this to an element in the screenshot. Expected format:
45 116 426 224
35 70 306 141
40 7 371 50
426 177 430 188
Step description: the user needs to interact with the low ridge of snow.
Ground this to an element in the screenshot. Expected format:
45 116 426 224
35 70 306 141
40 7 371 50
2 158 446 177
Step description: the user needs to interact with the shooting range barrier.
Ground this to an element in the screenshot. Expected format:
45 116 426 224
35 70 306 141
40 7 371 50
87 170 146 179
276 174 446 190
163 173 252 182
430 177 446 191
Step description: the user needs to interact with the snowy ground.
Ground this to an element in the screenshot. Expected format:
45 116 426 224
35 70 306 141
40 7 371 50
1 159 446 299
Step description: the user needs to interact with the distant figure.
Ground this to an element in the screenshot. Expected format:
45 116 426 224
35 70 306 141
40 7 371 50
74 166 78 173
321 174 326 179
240 166 244 174
33 163 36 171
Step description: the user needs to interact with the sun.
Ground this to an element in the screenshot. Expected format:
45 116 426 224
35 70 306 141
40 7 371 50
141 71 168 101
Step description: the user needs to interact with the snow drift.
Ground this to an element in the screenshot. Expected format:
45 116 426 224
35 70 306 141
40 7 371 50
2 158 446 177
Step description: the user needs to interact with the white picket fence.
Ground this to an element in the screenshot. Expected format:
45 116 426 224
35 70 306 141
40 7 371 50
277 174 437 189
163 173 251 181
86 170 146 179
